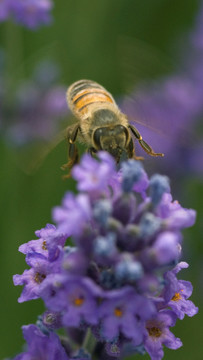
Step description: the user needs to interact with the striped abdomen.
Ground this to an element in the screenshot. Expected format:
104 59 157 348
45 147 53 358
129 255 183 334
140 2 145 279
67 79 116 118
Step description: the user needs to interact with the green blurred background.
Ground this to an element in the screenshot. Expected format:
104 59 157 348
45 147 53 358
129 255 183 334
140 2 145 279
0 1 202 359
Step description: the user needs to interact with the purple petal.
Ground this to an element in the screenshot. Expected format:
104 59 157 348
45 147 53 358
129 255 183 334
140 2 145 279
102 315 119 340
163 329 182 349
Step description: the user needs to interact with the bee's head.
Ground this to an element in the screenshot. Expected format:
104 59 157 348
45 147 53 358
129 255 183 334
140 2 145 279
92 124 130 163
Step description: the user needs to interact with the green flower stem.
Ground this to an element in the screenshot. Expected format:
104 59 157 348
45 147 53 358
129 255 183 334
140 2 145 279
83 327 97 356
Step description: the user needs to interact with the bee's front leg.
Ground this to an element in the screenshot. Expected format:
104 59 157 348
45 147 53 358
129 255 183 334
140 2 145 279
127 137 144 161
129 125 164 157
61 124 80 178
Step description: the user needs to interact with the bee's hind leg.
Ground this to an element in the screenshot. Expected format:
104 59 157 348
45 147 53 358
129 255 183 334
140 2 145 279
129 125 164 157
61 124 80 178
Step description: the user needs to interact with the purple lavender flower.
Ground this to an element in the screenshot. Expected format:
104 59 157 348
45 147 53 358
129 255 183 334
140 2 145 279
138 212 161 239
149 174 170 207
40 275 102 327
0 0 53 29
72 152 117 194
121 159 144 192
36 273 68 312
13 324 69 360
63 248 89 276
13 251 62 302
19 233 49 259
161 262 198 319
19 223 67 261
13 152 198 360
141 231 182 269
144 310 182 360
53 193 92 237
93 198 112 226
115 254 143 283
93 233 118 266
99 287 156 344
62 277 102 328
112 192 137 226
156 193 196 229
133 168 149 199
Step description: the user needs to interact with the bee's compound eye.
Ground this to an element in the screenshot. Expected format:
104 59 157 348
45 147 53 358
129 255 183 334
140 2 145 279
114 125 129 141
115 125 126 134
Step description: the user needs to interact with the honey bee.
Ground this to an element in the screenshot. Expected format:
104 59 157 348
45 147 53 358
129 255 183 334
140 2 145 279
63 79 164 172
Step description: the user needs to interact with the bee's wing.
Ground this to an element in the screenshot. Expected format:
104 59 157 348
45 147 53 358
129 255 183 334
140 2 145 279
2 41 77 174
117 35 197 151
5 41 59 93
11 110 80 175
117 35 174 92
13 127 68 175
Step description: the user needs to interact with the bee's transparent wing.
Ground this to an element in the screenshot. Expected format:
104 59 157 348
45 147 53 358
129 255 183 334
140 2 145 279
5 40 59 94
2 40 76 174
117 35 198 153
13 128 68 175
117 35 175 92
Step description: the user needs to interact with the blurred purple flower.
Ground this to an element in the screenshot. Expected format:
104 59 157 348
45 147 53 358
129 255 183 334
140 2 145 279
53 193 92 237
0 0 10 21
0 0 53 29
156 193 196 229
115 255 143 284
93 233 119 267
120 3 203 178
13 324 69 360
63 248 89 276
72 152 117 194
2 60 68 145
122 159 149 197
141 231 182 269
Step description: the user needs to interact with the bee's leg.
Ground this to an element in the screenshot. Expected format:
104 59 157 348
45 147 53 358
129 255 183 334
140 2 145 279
129 125 164 157
126 137 144 160
61 124 80 177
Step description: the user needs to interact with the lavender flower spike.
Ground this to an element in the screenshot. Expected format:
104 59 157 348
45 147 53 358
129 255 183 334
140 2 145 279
12 152 198 360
